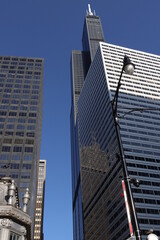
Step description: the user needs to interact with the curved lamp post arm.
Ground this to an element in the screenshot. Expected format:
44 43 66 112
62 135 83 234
118 107 160 119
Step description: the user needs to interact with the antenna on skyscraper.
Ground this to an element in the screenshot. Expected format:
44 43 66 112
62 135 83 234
88 4 93 15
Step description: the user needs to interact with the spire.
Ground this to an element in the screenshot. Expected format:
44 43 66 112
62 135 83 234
88 4 93 15
86 4 96 16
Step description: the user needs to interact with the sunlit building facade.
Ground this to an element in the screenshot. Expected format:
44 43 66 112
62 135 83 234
34 159 46 240
0 56 43 231
70 5 160 240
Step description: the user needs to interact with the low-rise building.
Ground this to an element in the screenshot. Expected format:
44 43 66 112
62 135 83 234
0 177 31 240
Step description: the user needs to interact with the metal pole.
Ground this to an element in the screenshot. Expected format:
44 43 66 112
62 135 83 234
112 67 141 240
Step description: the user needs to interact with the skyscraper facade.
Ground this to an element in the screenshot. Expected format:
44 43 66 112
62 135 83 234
0 56 43 230
70 6 160 240
34 159 46 240
70 5 105 239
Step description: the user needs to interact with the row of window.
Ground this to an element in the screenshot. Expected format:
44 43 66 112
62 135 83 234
0 131 35 137
0 111 37 117
2 146 33 152
0 124 36 130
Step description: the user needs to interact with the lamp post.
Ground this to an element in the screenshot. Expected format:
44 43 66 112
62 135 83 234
112 55 141 240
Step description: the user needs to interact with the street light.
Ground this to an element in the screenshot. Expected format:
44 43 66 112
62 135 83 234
112 55 141 240
147 233 159 240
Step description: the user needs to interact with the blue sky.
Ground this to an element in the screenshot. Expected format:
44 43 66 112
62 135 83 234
0 0 160 239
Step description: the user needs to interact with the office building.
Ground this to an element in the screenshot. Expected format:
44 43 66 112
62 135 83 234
34 160 46 240
0 56 43 230
70 6 104 239
70 5 160 240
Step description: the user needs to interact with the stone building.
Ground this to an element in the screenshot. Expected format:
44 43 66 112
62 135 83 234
0 177 31 239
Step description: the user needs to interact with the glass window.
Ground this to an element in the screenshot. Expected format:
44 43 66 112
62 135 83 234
8 118 16 123
12 154 21 161
17 125 25 130
23 154 32 161
20 182 30 188
18 118 26 123
10 173 19 179
16 131 24 137
25 147 33 152
13 146 22 152
27 125 35 130
6 124 14 129
28 118 36 124
0 118 5 122
0 154 9 160
2 146 11 152
10 163 20 169
21 172 31 179
0 124 4 129
22 163 32 169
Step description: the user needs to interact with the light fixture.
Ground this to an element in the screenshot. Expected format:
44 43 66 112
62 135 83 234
123 55 135 75
147 233 159 240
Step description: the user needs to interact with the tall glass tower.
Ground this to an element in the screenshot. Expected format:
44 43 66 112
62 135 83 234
70 5 105 240
70 5 160 240
0 56 43 232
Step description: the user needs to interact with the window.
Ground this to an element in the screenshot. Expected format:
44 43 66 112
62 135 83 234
11 163 20 169
0 111 7 116
29 113 36 117
0 118 5 122
16 131 24 137
26 132 35 137
8 118 16 123
3 139 12 144
2 99 9 104
18 118 26 123
10 106 18 110
21 100 28 105
20 182 30 188
23 90 30 94
14 139 23 144
0 154 9 160
20 106 27 111
5 131 13 136
10 173 19 179
12 154 21 161
6 124 14 129
2 146 11 152
24 154 32 161
21 172 31 179
25 147 33 152
17 125 25 130
28 118 36 124
25 139 34 144
9 112 17 116
27 125 35 130
19 112 27 117
13 146 22 152
22 164 32 169
11 100 19 104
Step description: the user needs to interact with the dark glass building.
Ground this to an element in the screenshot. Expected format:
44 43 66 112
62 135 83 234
70 5 160 240
70 5 105 240
0 56 43 234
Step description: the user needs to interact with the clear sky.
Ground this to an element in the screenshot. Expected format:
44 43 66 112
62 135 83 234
0 0 160 239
